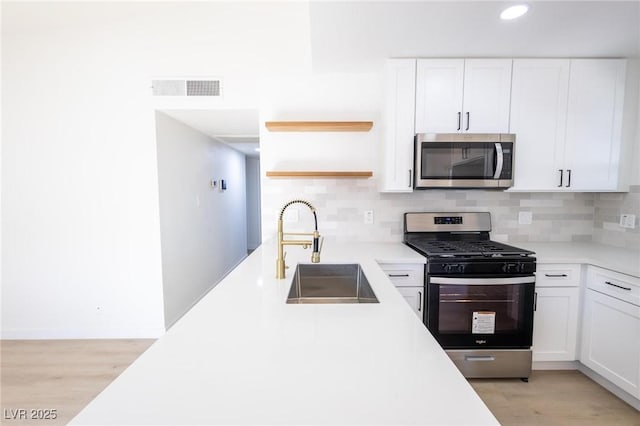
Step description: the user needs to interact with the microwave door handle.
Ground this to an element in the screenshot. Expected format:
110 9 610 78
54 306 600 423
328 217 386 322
493 143 504 179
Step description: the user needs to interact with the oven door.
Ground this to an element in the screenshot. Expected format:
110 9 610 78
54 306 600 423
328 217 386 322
426 276 535 349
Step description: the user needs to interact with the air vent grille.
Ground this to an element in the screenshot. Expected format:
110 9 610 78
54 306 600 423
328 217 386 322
152 79 221 97
186 80 220 96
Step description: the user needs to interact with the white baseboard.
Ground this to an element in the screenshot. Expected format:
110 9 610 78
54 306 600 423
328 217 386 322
533 360 579 370
1 325 165 340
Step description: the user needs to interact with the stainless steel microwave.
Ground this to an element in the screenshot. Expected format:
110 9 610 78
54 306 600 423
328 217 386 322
414 133 515 189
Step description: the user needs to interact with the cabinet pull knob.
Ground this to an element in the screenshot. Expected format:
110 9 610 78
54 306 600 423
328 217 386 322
544 274 568 278
566 169 572 187
389 274 410 277
418 291 423 312
558 169 564 187
465 112 470 131
605 281 632 291
457 112 461 131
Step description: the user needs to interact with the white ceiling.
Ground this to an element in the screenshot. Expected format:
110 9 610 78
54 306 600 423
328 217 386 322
162 109 260 157
309 1 640 72
159 1 639 156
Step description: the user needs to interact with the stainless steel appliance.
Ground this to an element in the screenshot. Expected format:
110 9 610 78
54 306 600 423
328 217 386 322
403 212 536 381
414 133 515 189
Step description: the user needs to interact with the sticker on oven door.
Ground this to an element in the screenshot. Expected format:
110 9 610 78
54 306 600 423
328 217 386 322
472 311 496 334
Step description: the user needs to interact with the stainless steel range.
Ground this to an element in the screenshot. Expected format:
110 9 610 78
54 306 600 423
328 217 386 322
403 212 536 381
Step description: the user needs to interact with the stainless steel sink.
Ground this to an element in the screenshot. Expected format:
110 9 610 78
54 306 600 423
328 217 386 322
286 263 379 304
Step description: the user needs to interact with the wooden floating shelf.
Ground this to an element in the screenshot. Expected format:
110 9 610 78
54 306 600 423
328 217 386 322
265 121 373 132
266 171 373 179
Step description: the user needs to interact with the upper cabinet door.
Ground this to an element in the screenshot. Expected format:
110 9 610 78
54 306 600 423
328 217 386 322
415 59 512 133
510 59 570 190
415 59 464 133
380 59 416 192
564 59 626 191
462 59 513 133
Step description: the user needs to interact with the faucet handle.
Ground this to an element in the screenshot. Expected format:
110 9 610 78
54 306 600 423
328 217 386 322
311 233 322 263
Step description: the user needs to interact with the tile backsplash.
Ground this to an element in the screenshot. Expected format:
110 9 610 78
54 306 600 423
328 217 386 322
261 177 626 248
592 185 640 249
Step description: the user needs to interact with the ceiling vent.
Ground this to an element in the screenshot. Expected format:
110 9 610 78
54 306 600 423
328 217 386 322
152 79 221 97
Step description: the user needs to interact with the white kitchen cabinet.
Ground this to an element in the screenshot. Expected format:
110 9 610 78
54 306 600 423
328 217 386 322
510 59 570 191
415 59 512 134
396 287 424 319
380 59 416 192
532 264 581 362
379 263 424 319
581 266 640 399
510 59 627 191
564 59 627 191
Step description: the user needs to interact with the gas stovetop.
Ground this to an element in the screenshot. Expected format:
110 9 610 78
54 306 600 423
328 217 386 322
405 235 534 258
403 212 535 260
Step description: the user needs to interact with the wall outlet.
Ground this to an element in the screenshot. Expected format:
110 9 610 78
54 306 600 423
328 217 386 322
518 211 533 225
364 210 374 225
620 213 636 229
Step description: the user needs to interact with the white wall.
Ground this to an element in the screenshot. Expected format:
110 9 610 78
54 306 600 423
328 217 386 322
259 72 382 239
1 1 311 338
246 157 262 250
155 112 247 328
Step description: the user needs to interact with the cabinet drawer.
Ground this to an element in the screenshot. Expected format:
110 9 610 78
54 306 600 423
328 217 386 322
379 263 424 287
587 266 640 307
536 264 581 287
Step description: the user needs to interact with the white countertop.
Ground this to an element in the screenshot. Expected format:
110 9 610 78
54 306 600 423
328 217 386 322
71 240 498 426
519 242 640 277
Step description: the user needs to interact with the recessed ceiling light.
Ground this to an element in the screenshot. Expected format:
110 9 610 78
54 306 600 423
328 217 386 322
500 4 529 20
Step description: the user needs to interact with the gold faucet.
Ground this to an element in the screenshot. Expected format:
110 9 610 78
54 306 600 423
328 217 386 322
276 199 322 279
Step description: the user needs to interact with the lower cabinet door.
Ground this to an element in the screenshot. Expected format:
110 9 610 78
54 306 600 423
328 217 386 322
581 289 640 398
396 287 424 319
532 287 579 361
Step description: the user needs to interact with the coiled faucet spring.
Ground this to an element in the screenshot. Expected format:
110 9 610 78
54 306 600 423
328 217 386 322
276 199 321 279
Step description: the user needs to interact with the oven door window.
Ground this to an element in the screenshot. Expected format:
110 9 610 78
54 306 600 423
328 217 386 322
420 142 498 179
427 279 535 349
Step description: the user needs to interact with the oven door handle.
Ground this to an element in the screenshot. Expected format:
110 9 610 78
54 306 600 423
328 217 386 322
430 276 535 285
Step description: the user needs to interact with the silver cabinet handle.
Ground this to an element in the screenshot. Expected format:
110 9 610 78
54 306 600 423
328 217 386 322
534 291 537 311
605 281 632 291
457 112 461 131
558 169 564 187
388 274 410 277
408 169 412 188
566 169 572 187
418 291 423 312
545 273 568 278
465 112 470 131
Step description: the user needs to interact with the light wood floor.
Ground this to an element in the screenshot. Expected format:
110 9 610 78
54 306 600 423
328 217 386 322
469 372 640 425
1 340 639 425
1 339 155 425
